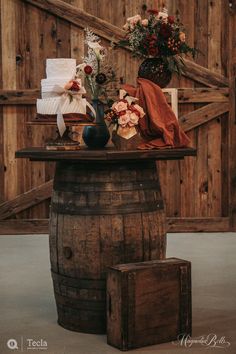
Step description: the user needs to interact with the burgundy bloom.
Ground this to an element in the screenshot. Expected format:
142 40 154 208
147 9 159 15
95 73 107 84
159 23 172 38
84 65 93 75
148 47 158 56
70 80 81 91
168 16 175 24
118 110 127 116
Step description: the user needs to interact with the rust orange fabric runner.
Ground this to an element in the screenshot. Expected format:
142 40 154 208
123 78 191 149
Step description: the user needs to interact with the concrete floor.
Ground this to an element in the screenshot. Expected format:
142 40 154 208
0 233 235 354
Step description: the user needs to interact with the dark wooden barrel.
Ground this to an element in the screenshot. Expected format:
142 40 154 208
49 160 166 334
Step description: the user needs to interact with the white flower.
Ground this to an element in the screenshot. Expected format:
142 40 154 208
127 14 141 26
157 7 168 22
76 63 86 71
142 19 148 27
118 111 131 127
87 41 105 60
87 41 103 50
128 112 139 126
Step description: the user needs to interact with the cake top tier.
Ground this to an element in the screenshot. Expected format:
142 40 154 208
46 58 76 79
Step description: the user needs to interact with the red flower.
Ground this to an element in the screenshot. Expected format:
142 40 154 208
148 47 158 56
70 80 81 91
118 110 127 116
159 23 172 38
84 65 93 75
168 16 175 24
147 9 159 15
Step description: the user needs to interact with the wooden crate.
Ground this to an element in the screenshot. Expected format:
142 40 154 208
107 258 191 350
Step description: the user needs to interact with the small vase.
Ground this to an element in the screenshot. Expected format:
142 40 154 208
138 57 172 88
82 99 110 149
112 126 143 151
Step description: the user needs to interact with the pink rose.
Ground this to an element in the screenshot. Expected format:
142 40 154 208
123 14 141 31
127 14 141 26
133 104 145 118
142 19 148 27
118 111 131 127
112 101 128 113
128 112 139 127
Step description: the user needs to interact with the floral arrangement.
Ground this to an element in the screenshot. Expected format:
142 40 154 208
64 80 81 91
76 29 117 102
118 7 197 74
105 90 145 129
63 79 84 102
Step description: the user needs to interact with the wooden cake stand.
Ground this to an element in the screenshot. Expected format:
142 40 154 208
28 115 96 150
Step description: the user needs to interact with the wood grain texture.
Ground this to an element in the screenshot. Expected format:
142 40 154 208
220 2 230 218
177 88 229 103
207 0 223 217
0 180 53 220
0 0 233 232
2 0 18 201
194 0 209 219
167 217 230 232
179 102 229 132
22 0 229 87
0 88 229 105
0 0 3 203
107 258 191 350
176 0 195 219
228 3 236 229
0 219 49 234
0 216 230 235
49 159 167 333
183 59 229 87
23 0 124 43
15 147 197 161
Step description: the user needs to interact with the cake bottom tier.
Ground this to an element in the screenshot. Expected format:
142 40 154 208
37 96 87 115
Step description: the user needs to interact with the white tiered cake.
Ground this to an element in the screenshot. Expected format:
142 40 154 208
37 58 87 116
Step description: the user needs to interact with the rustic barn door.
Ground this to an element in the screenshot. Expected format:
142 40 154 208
0 0 235 234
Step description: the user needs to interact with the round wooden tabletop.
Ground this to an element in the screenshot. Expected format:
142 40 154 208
15 147 197 162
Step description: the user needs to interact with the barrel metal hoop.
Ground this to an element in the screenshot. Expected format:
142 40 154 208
55 293 106 311
51 200 164 215
51 270 106 290
53 180 160 193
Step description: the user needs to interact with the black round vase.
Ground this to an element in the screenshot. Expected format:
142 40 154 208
138 57 172 88
83 99 110 149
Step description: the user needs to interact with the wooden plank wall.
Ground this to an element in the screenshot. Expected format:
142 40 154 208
161 0 231 232
0 0 234 233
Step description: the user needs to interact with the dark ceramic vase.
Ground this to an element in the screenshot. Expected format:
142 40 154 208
138 57 172 88
82 99 110 149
